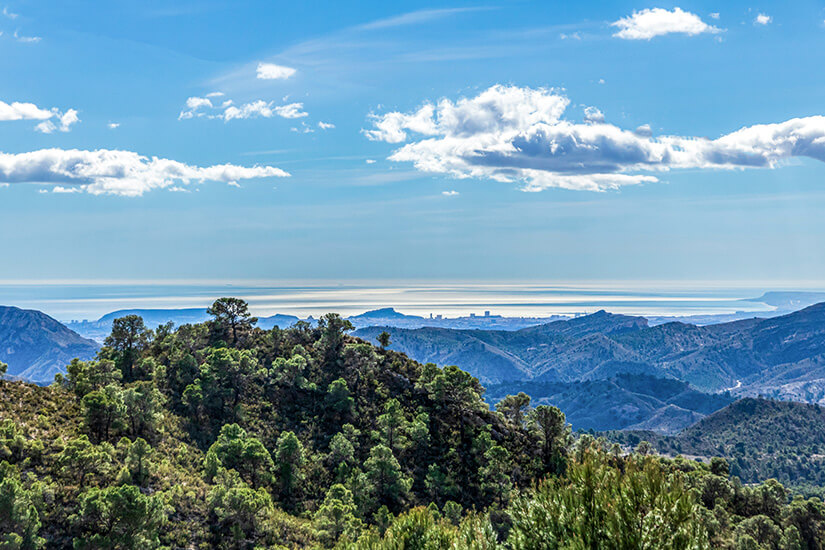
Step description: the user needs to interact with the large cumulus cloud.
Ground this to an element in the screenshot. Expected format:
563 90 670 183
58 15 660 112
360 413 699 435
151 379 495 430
364 85 825 191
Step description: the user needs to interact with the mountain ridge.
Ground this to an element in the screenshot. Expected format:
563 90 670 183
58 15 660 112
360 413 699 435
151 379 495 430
0 305 100 384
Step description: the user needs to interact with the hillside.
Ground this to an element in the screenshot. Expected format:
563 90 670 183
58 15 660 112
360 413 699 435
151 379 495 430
1 298 821 549
609 398 825 491
484 374 733 433
357 303 825 401
0 306 99 384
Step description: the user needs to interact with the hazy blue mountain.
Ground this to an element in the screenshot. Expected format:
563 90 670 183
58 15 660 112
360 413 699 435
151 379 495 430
67 308 212 341
747 291 825 310
357 303 825 402
257 314 302 330
355 311 652 384
484 374 733 433
68 308 303 341
0 306 99 384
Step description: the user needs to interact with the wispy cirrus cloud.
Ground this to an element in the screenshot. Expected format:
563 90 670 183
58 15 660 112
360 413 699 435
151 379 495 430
0 148 289 196
365 84 825 192
355 7 492 31
0 99 79 132
13 29 41 43
612 7 722 40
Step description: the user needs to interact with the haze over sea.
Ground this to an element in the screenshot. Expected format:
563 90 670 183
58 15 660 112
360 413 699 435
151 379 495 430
2 280 824 322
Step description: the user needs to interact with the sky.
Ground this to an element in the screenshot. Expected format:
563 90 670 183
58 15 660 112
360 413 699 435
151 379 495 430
1 1 825 284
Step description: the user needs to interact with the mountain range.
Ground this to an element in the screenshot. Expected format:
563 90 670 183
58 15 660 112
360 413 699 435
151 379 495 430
0 306 99 384
484 374 734 433
355 303 825 403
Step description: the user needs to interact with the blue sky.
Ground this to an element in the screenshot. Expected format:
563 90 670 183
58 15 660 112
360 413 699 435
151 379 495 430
1 1 825 283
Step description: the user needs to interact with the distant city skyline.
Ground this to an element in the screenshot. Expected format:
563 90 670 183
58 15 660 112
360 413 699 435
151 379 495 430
1 2 825 282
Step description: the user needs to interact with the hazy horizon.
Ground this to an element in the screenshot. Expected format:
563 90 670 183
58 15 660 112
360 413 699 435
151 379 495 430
3 279 824 321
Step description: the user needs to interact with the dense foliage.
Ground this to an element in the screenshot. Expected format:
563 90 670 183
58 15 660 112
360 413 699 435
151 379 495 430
1 299 824 548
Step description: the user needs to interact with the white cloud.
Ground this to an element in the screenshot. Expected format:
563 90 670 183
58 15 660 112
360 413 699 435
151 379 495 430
34 109 79 134
317 121 335 130
442 190 459 196
365 84 825 192
223 100 276 121
612 7 721 40
365 159 376 164
1 99 79 132
0 100 53 121
179 96 308 121
709 12 720 20
634 124 653 137
108 122 120 129
755 13 772 25
583 106 605 123
256 62 296 80
0 148 289 196
52 186 82 194
274 102 308 119
2 6 17 18
205 91 225 98
559 32 581 40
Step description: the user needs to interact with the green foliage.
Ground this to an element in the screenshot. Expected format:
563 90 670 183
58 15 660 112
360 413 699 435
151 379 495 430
314 483 362 544
496 392 531 426
0 462 44 549
364 444 411 512
124 438 153 486
207 297 258 346
507 449 709 550
377 331 391 350
104 315 151 383
58 435 112 486
81 384 125 443
72 484 166 549
206 423 274 487
275 431 304 504
206 469 275 549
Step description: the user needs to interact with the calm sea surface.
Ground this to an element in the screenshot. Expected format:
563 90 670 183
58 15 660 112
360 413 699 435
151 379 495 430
1 280 820 322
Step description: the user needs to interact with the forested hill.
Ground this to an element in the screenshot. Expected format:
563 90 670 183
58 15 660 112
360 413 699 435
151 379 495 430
356 302 825 401
608 398 825 492
2 298 824 548
0 306 99 383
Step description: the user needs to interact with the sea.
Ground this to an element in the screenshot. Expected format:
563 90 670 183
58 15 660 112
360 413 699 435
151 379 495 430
1 280 823 323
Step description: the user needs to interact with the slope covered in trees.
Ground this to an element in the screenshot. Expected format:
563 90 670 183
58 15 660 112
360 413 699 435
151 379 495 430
607 398 825 494
1 299 824 549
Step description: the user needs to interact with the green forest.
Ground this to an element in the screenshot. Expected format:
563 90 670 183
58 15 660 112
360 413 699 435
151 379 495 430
1 298 825 549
